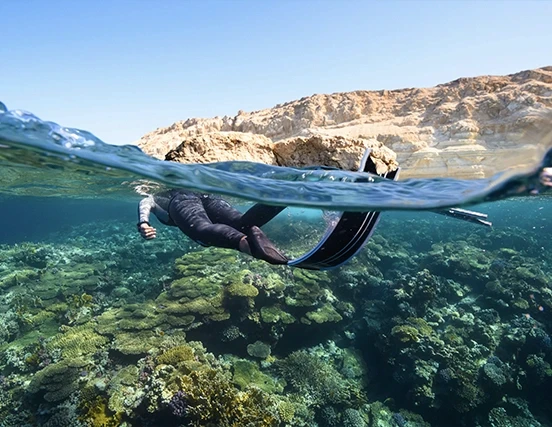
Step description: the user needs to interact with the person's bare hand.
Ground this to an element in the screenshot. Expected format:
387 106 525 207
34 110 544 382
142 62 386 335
139 223 157 240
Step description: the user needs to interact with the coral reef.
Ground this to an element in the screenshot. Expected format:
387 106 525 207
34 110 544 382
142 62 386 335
0 212 551 426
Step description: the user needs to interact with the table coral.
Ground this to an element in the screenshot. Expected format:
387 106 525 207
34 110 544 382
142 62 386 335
27 358 88 402
246 341 271 359
304 303 343 324
260 305 296 324
45 324 108 359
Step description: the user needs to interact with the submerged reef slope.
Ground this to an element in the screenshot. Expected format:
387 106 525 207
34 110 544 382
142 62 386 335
0 212 551 426
137 66 552 179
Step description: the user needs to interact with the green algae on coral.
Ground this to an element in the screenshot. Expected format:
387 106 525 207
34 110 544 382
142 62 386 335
276 398 297 424
105 365 142 415
341 347 368 380
158 251 267 324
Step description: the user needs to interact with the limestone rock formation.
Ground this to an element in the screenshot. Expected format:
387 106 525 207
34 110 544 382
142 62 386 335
165 133 399 175
272 134 398 175
137 67 552 179
164 132 276 165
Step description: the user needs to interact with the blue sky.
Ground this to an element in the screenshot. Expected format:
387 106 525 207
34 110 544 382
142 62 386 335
2 0 551 145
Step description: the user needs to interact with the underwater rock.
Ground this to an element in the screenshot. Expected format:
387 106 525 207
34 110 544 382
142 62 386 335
10 244 51 269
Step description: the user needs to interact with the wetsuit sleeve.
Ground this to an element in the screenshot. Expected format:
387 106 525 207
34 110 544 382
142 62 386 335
138 196 156 225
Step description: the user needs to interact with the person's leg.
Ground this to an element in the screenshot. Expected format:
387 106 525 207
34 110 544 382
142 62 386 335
201 195 244 228
198 194 288 264
169 193 245 250
203 196 286 231
238 204 287 229
246 226 288 264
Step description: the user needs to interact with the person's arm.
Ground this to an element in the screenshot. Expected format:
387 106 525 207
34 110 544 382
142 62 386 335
137 196 157 240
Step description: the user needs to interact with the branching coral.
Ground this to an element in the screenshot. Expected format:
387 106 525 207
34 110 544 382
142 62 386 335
172 368 281 426
78 394 123 427
277 350 365 407
157 344 195 366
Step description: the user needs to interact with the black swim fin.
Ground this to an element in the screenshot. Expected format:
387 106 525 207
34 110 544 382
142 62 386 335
247 226 289 265
435 207 492 227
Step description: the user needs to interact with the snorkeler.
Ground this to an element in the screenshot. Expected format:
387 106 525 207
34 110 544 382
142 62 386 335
137 189 289 265
137 149 494 270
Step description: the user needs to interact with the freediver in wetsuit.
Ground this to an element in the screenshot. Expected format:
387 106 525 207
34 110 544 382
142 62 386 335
137 189 288 265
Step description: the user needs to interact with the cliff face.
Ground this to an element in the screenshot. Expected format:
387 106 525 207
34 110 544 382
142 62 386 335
137 67 552 179
164 133 399 175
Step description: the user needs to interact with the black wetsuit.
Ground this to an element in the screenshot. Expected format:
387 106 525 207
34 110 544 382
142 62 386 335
138 189 284 250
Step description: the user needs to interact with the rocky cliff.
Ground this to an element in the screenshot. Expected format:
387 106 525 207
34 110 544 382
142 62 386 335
164 133 399 175
137 67 552 179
